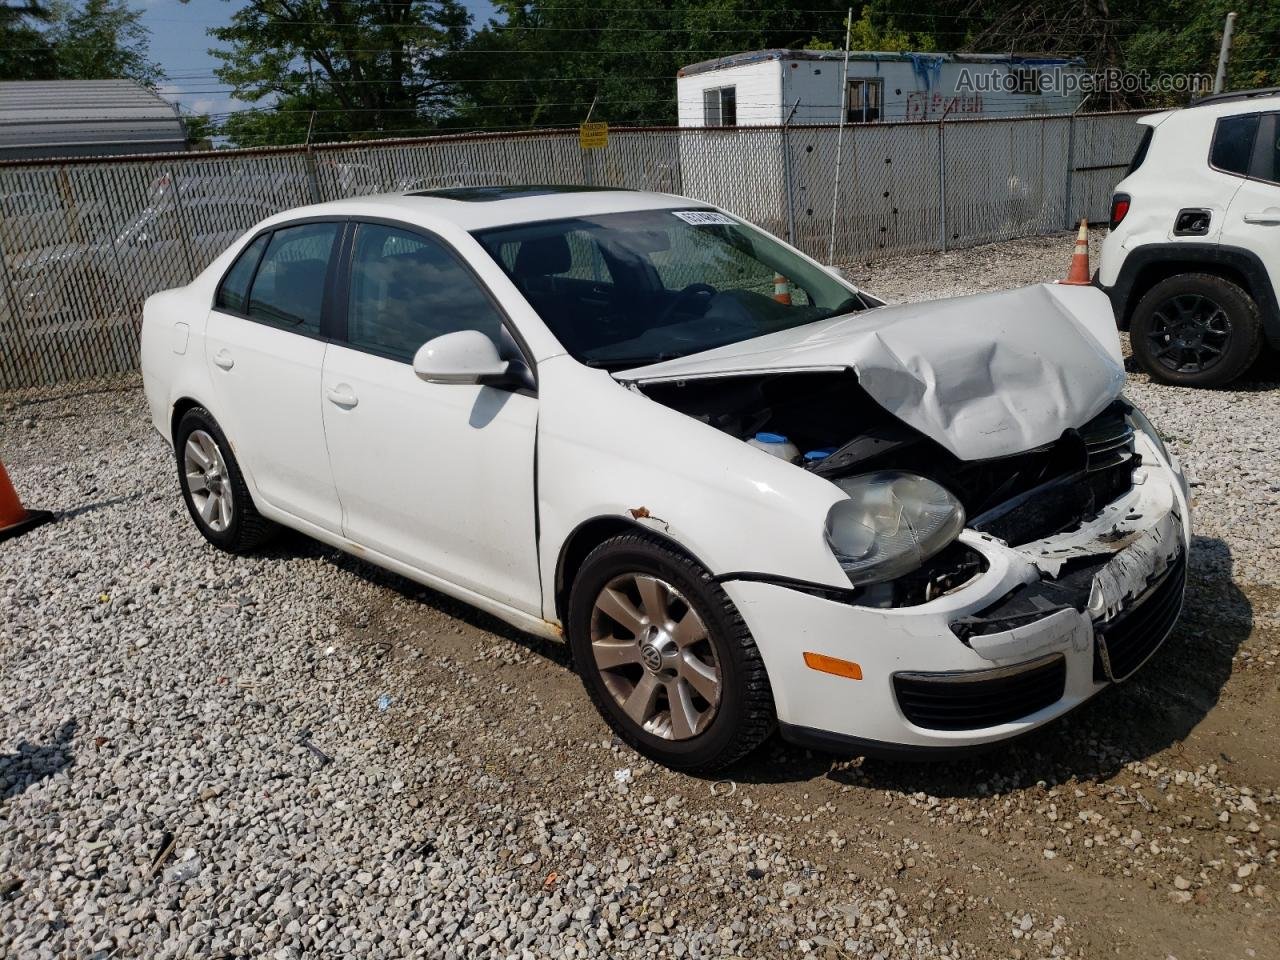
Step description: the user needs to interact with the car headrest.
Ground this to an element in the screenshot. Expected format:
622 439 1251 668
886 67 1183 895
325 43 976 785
513 235 570 277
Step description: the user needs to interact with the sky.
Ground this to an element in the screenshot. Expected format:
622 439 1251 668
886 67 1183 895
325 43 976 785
140 0 498 122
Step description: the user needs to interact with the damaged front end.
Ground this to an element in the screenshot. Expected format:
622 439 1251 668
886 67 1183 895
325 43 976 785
617 283 1190 744
633 362 1189 741
633 369 1166 608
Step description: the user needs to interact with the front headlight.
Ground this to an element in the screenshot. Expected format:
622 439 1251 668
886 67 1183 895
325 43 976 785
824 471 966 586
1125 402 1169 463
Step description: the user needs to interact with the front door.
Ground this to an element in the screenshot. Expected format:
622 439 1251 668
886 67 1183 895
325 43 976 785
204 221 344 532
320 221 541 613
1221 111 1280 301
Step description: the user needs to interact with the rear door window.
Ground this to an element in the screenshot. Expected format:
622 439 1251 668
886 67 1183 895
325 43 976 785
1247 113 1280 184
1210 114 1260 176
215 233 268 314
247 222 338 334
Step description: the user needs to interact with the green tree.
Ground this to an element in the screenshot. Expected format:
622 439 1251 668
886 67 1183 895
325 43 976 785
181 111 217 148
809 6 937 52
449 0 848 130
0 1 56 80
47 0 162 86
195 0 472 147
1121 0 1280 100
851 0 1279 106
1 0 161 84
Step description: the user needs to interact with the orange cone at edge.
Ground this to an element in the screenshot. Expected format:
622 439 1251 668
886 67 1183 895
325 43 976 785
1060 219 1091 285
0 458 54 542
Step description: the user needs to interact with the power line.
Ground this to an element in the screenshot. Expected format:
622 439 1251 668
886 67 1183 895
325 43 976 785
200 95 1168 121
153 4 1237 28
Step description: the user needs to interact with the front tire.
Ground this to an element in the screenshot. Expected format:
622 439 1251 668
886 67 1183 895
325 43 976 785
1130 273 1262 387
567 532 775 772
174 407 275 553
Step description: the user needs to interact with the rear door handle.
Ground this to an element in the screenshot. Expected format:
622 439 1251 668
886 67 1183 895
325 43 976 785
1243 212 1280 225
325 383 358 409
213 348 234 371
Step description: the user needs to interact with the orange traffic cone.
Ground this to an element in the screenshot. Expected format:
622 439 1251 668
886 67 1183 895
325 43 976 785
0 458 54 543
1059 219 1092 285
773 274 792 305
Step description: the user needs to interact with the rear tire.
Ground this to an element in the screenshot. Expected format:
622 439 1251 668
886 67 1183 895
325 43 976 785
1130 273 1261 387
567 532 776 772
174 407 275 553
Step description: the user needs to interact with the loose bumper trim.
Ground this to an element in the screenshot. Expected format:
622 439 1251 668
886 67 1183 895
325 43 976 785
1094 551 1187 682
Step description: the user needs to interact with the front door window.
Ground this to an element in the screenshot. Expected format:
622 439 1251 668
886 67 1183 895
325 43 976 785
346 223 504 361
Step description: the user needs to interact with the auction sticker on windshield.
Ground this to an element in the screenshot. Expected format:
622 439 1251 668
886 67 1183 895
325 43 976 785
672 210 737 226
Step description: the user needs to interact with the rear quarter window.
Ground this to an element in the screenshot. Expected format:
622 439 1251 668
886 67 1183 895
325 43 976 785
215 233 268 314
1210 114 1260 176
1127 126 1153 174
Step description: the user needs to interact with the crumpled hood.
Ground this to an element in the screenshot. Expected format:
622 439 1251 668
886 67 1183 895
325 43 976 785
617 283 1125 460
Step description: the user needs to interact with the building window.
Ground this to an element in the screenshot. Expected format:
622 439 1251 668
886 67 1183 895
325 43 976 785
703 86 737 127
846 79 882 123
1010 67 1043 95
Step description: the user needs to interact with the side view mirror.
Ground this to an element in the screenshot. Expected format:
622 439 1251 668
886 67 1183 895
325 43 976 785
412 329 532 390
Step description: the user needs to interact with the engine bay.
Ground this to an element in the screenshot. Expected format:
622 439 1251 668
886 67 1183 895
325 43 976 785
636 370 1141 607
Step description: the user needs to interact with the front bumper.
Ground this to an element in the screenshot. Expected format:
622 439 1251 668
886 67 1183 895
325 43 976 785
725 439 1190 755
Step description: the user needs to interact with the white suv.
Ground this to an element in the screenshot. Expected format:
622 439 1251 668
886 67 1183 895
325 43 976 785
1098 88 1280 387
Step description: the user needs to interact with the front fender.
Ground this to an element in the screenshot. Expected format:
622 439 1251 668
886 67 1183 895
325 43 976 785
535 356 849 623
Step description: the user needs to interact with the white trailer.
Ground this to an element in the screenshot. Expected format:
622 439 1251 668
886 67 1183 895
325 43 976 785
677 49 1087 127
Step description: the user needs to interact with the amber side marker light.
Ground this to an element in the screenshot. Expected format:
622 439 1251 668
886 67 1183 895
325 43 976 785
803 652 863 680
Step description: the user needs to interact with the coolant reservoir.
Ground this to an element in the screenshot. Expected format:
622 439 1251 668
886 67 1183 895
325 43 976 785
748 432 800 462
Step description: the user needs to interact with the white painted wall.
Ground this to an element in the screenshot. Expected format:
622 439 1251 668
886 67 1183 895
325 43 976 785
677 54 1085 127
676 59 782 127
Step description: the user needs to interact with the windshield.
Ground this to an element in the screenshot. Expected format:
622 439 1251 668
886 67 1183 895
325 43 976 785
473 208 869 369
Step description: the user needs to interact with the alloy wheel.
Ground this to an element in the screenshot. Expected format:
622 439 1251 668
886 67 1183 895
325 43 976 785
1147 293 1230 374
183 429 234 533
589 573 721 740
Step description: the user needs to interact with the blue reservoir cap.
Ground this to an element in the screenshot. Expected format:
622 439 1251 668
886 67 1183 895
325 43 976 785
754 432 789 444
804 447 837 461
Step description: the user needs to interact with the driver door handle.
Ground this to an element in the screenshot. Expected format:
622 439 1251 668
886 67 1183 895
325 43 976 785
1243 212 1280 225
213 348 234 371
326 383 359 409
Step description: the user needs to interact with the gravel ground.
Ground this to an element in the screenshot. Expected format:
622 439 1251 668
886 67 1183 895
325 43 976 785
2 230 1278 960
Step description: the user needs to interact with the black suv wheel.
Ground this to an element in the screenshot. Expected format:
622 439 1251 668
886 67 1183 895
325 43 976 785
1130 273 1262 387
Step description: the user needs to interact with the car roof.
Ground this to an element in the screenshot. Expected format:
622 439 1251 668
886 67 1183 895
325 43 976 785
259 186 706 233
1137 91 1280 131
1190 87 1280 109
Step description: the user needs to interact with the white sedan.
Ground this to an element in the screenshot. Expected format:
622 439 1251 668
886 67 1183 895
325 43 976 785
141 187 1191 771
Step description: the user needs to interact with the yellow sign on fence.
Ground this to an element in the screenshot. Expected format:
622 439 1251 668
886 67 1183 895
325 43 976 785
579 121 608 150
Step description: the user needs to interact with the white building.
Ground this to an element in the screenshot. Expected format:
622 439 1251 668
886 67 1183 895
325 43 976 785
676 49 1087 127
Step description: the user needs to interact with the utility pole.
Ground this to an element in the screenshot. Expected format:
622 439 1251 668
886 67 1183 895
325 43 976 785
1214 12 1237 94
827 7 853 265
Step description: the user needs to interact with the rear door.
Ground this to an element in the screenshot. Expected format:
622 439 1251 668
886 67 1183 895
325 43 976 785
320 220 541 612
1221 111 1280 302
204 220 344 532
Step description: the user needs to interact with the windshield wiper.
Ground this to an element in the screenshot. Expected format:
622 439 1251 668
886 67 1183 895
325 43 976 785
816 294 872 322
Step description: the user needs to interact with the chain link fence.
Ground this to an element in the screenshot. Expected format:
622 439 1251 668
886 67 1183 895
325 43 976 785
0 111 1146 391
